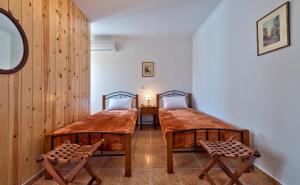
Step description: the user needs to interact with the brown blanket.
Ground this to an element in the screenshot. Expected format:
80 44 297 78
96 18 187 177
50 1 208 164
159 108 242 148
48 109 137 151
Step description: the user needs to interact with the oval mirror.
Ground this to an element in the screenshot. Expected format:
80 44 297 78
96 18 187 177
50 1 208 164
0 8 28 74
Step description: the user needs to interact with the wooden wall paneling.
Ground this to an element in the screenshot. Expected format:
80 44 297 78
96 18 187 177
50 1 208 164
7 0 22 184
32 0 43 175
55 0 63 129
20 0 33 182
0 2 10 185
0 0 90 183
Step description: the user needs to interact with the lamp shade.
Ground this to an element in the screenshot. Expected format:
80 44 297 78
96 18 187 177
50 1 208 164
145 94 152 100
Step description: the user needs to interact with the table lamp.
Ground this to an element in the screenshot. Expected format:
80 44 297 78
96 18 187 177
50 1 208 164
145 94 152 106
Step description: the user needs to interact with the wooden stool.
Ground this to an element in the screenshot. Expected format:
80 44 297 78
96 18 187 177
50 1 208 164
37 139 104 185
198 139 260 185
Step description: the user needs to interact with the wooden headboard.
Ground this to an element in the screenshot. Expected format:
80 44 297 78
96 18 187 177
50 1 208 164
156 90 192 108
102 91 139 110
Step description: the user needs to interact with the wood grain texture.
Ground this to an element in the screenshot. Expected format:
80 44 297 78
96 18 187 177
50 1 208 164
0 0 90 184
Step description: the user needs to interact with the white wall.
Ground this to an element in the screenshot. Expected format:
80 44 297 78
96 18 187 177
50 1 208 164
91 35 192 114
193 0 300 184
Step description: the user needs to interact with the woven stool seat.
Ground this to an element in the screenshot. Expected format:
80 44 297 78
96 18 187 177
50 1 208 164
37 140 104 185
200 139 260 159
199 139 260 185
47 142 100 164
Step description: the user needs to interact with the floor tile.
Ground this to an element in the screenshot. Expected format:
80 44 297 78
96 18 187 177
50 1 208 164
95 168 123 185
151 144 166 155
150 155 167 168
151 132 166 145
120 169 150 185
150 168 182 185
132 154 151 168
174 153 201 168
133 144 151 154
102 156 125 168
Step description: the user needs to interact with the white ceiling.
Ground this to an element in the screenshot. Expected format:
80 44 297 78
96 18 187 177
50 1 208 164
73 0 221 37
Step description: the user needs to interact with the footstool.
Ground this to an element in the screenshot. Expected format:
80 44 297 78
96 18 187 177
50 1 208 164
198 139 260 185
37 139 104 185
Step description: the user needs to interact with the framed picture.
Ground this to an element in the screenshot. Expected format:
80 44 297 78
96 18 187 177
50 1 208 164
257 2 290 56
142 62 154 77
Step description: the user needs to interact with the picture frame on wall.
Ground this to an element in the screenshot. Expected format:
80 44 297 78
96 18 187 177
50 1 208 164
257 2 290 56
142 62 154 77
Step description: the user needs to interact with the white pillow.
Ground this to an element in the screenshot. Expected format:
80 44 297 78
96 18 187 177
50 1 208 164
107 98 132 110
162 96 188 109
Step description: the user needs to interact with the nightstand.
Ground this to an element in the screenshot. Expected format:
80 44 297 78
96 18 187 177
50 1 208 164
140 106 158 130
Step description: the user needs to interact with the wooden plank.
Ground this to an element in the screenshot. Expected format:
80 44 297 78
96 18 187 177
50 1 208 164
48 0 57 131
87 22 91 115
0 2 9 185
42 0 51 134
68 0 75 123
0 0 8 8
8 0 22 184
32 0 43 176
61 0 69 126
74 7 80 120
20 0 33 182
55 0 63 129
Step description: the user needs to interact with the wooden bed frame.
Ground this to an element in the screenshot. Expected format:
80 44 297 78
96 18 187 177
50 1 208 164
44 91 138 177
156 90 250 174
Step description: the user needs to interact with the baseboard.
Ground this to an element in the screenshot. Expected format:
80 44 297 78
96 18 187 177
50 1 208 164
22 168 45 185
253 164 283 185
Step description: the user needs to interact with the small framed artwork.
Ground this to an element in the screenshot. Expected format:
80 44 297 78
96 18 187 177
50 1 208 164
257 2 290 56
142 62 154 77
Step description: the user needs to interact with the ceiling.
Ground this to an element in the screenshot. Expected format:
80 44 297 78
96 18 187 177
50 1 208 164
73 0 221 37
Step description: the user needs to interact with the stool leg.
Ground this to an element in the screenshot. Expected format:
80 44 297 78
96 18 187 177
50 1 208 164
42 156 67 185
85 163 102 185
225 156 256 185
214 157 243 185
199 159 216 179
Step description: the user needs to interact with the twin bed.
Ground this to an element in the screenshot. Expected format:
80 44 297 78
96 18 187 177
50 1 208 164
157 90 250 173
44 90 250 177
44 91 138 177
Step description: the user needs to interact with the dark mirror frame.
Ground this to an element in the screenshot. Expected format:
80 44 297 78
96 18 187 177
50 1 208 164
0 8 29 74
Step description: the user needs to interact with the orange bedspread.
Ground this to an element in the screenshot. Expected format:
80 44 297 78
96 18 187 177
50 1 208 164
48 109 137 151
159 108 242 148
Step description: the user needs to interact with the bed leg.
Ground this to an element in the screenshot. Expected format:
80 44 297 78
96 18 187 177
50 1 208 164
125 133 131 177
242 129 252 172
242 129 250 147
44 135 53 179
166 131 173 173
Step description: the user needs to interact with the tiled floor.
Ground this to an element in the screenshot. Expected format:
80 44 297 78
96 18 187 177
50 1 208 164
34 125 280 185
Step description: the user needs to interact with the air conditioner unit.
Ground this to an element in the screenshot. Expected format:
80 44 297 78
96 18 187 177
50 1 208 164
91 42 116 52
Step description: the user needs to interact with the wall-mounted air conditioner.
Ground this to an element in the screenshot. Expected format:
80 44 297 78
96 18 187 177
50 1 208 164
91 42 116 52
